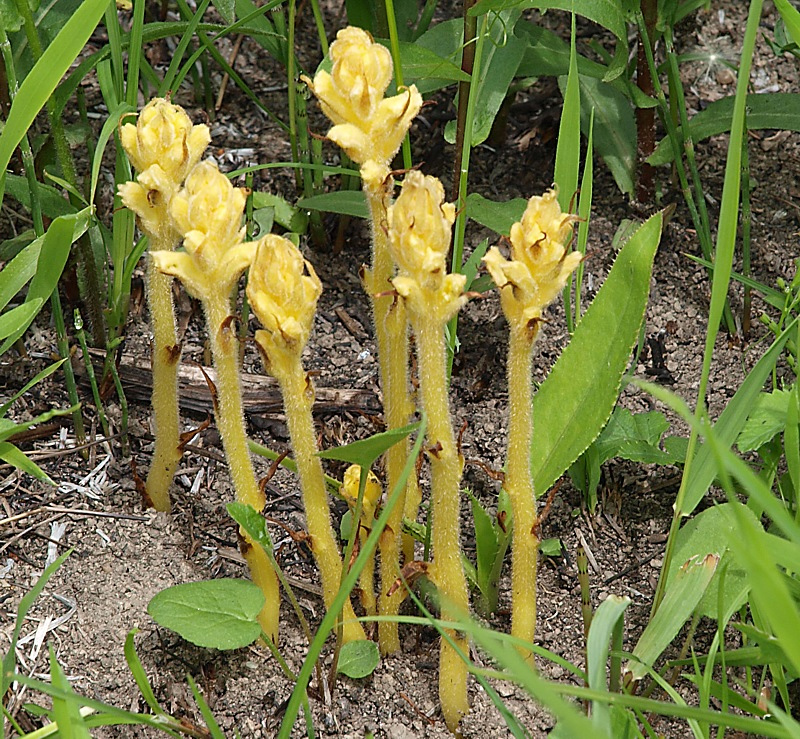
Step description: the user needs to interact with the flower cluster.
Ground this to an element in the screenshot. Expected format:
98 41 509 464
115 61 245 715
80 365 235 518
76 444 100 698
306 26 421 166
483 188 581 335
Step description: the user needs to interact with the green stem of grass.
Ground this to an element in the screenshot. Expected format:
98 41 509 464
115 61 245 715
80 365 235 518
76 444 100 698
383 0 412 171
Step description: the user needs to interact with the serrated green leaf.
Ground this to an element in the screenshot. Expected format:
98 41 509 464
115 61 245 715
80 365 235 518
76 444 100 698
148 580 265 650
298 191 368 219
532 212 662 497
594 408 684 465
667 503 760 620
337 639 380 679
252 192 308 233
318 422 420 468
737 388 793 451
227 502 274 554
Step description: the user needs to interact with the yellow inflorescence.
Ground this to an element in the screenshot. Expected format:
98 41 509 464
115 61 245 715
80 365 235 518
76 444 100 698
118 98 210 243
246 235 322 358
483 188 581 331
151 161 256 299
341 464 382 526
306 26 422 166
387 171 466 321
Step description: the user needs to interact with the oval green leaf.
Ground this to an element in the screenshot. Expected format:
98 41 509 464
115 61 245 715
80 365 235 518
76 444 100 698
148 580 265 650
337 639 380 679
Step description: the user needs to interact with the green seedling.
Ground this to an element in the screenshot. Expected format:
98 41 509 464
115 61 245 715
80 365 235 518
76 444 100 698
465 489 511 617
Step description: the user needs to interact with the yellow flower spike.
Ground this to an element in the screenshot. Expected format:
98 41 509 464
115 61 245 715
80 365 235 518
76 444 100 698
387 171 470 734
118 99 209 514
341 464 382 617
248 236 366 645
482 189 581 663
306 26 422 166
149 158 279 643
307 26 423 656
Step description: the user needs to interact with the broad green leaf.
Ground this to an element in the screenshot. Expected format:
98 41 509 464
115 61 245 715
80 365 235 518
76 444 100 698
213 0 235 24
233 0 287 65
3 174 77 218
531 212 662 497
469 492 499 589
465 193 527 234
681 317 797 516
298 191 368 219
148 580 265 650
0 0 107 177
625 553 718 686
737 388 793 451
649 93 800 166
667 503 760 620
577 74 636 196
594 408 685 465
444 11 526 147
586 596 630 734
394 39 470 93
318 422 420 469
0 238 43 313
554 15 581 211
337 639 380 679
0 441 54 484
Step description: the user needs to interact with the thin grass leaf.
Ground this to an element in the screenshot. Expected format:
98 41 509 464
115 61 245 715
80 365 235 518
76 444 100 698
554 13 580 212
0 0 107 176
187 674 227 739
123 630 164 717
49 644 91 739
0 441 54 484
0 358 65 417
318 422 419 468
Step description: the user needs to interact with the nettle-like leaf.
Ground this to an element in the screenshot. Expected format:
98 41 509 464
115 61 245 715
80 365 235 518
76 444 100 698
737 388 794 452
595 407 686 466
148 580 265 650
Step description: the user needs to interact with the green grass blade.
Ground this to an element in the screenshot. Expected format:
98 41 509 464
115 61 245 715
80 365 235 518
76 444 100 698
49 644 91 739
554 13 580 212
123 630 165 716
0 0 107 176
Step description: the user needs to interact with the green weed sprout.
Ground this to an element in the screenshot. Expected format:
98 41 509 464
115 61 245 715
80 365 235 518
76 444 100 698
306 26 423 654
118 98 210 511
482 189 581 660
247 235 366 645
341 463 382 618
387 170 470 733
149 160 279 643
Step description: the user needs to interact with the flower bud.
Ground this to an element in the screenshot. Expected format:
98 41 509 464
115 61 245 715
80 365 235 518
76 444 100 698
247 235 322 351
341 464 382 523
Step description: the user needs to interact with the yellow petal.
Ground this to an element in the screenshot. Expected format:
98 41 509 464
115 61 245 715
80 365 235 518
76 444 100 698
150 250 207 299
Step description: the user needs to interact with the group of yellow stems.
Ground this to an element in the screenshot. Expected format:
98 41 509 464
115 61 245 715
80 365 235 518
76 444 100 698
121 24 581 737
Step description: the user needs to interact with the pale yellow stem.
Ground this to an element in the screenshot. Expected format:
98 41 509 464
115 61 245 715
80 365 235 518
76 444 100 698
204 294 280 643
271 351 366 644
506 324 540 662
144 250 181 512
363 176 418 655
358 526 377 618
413 317 469 734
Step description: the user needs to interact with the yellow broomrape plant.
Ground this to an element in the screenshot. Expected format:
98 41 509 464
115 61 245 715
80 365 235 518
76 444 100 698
306 26 423 654
149 160 279 642
247 235 366 645
482 189 581 660
119 98 210 512
387 171 470 734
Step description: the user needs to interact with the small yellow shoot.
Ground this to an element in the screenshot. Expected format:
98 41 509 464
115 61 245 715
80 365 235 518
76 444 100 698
387 171 470 734
150 160 279 642
482 189 581 660
247 235 366 644
119 98 210 512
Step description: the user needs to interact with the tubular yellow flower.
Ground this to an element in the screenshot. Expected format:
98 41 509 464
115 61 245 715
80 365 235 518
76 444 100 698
482 189 581 663
248 236 366 645
118 99 209 514
387 171 470 733
306 26 422 166
152 161 256 299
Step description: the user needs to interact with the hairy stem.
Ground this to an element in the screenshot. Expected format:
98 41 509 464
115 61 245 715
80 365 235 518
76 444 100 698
270 349 366 645
205 294 279 642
